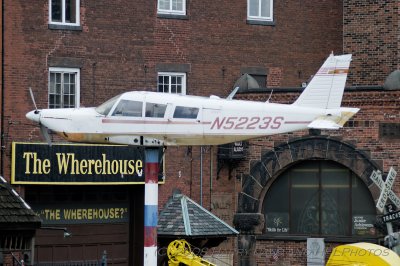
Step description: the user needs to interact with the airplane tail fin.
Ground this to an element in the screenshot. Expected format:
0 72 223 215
293 53 352 109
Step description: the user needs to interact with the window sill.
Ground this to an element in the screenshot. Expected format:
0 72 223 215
246 19 275 26
157 13 188 20
48 24 83 31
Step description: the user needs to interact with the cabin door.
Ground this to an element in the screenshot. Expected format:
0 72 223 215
143 97 168 139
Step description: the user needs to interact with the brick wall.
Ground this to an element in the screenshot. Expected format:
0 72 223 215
344 0 399 86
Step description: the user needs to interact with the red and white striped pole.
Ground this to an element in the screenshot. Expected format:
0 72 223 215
144 148 159 265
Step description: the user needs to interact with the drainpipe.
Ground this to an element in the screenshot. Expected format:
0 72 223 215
1 0 5 176
209 146 212 211
200 146 203 206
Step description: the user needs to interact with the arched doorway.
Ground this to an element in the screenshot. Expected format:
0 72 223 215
263 160 376 238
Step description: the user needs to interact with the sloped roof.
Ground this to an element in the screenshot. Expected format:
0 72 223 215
0 176 41 229
158 194 238 237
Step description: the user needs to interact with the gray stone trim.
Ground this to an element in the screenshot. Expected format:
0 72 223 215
246 19 276 26
48 57 84 68
156 63 191 73
48 24 82 31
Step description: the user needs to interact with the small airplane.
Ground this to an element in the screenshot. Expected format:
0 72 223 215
26 53 358 146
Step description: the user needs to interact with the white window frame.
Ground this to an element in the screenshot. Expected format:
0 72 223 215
49 0 80 26
247 0 273 22
48 67 80 108
157 72 187 95
157 0 186 16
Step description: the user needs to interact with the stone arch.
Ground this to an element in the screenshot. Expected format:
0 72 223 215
234 135 381 232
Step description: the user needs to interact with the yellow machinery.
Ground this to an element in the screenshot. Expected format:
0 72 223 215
326 242 400 266
167 240 216 266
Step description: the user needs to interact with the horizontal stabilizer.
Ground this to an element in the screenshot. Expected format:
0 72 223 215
308 107 360 130
308 119 341 130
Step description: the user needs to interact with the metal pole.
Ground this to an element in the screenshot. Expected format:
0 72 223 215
144 148 159 266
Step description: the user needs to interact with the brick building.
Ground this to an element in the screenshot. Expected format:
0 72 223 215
1 0 399 265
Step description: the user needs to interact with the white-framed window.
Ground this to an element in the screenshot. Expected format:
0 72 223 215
157 0 186 16
49 0 80 26
158 72 187 95
49 67 80 108
247 0 273 22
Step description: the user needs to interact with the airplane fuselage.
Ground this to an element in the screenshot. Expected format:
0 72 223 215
29 91 342 146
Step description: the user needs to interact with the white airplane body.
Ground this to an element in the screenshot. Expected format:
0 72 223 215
26 54 359 146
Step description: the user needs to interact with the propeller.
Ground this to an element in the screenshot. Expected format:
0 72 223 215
28 88 52 146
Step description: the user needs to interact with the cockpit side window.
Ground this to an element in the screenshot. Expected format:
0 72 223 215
95 94 121 115
112 99 143 117
173 106 199 119
145 102 167 118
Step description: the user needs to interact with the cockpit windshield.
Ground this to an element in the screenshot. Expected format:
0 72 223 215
95 94 121 115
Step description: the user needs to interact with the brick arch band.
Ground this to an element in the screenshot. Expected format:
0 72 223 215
233 135 381 233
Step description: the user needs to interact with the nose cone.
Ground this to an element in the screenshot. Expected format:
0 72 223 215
26 110 40 123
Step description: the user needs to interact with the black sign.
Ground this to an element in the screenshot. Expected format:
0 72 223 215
382 210 400 223
218 141 248 160
12 142 164 184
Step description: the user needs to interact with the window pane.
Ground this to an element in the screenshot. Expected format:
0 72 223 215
113 100 143 117
352 176 376 237
53 94 61 108
95 94 120 115
171 84 177 93
49 72 63 108
249 0 259 17
56 84 61 94
69 94 75 107
51 0 62 22
66 0 77 23
56 72 61 83
264 173 289 234
159 0 170 10
64 73 70 83
158 75 169 93
70 84 75 94
321 164 350 235
161 85 168 93
291 165 319 234
260 0 271 18
64 83 70 94
146 102 167 118
173 106 199 119
49 73 56 94
172 0 183 11
49 95 55 108
64 95 72 108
